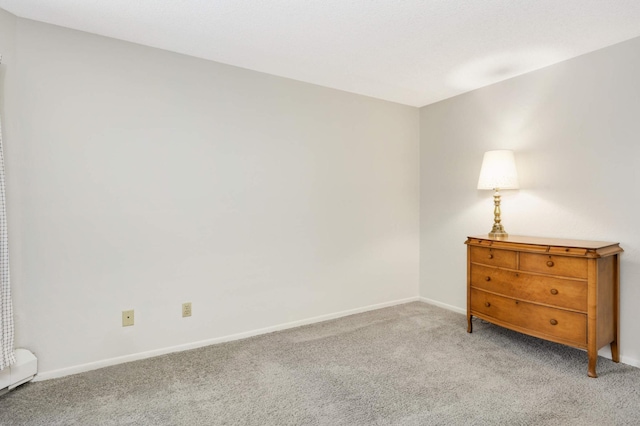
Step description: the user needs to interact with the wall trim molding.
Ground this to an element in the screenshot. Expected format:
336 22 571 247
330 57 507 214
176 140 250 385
34 296 420 381
620 355 640 370
419 296 466 315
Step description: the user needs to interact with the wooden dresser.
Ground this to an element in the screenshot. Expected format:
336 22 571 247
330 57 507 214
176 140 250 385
465 235 622 377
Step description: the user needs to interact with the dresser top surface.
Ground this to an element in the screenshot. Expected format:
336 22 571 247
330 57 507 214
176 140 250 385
466 234 620 250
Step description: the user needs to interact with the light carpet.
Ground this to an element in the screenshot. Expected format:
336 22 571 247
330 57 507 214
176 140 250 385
1 302 639 425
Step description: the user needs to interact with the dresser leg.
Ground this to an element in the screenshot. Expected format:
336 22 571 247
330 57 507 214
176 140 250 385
588 353 598 378
611 341 620 363
467 315 472 333
611 253 621 364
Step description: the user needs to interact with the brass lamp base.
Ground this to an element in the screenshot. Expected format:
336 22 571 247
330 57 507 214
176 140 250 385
488 225 508 239
488 188 508 239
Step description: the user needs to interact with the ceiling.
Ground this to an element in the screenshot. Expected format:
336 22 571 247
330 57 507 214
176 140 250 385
2 1 640 107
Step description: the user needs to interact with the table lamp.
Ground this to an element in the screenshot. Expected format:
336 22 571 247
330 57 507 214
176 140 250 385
477 150 519 238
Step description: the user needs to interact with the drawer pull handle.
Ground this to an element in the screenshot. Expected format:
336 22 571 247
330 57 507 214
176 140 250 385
550 289 558 295
550 319 558 326
485 302 491 307
485 276 491 281
488 254 494 259
546 260 554 267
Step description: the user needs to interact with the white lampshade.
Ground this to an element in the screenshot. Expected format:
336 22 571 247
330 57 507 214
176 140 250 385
477 150 519 190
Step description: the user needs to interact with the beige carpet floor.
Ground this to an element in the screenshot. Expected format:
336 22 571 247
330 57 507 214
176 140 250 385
0 302 639 425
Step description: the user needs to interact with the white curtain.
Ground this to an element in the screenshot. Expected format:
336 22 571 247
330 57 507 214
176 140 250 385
0 114 14 371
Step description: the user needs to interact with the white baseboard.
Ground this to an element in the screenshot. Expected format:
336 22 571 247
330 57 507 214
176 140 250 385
417 297 640 370
35 296 420 381
620 355 640 369
597 346 640 370
419 296 466 315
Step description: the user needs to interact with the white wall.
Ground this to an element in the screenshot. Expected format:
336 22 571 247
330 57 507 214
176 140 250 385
3 16 420 377
0 9 17 166
0 9 16 110
420 36 640 367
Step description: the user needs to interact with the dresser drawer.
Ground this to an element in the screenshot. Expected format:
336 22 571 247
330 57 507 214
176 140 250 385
470 264 587 312
548 247 588 256
519 252 587 279
470 288 587 345
469 246 516 269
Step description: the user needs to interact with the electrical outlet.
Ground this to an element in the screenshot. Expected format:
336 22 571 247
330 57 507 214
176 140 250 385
122 310 134 327
182 302 192 318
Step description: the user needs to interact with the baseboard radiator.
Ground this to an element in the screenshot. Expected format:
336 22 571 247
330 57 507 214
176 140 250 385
0 349 37 395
